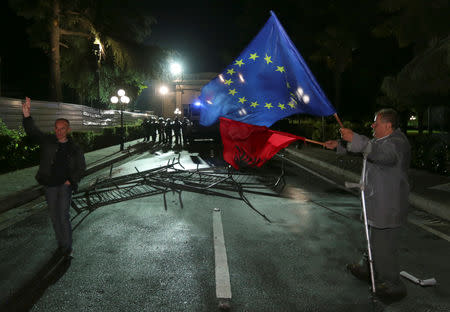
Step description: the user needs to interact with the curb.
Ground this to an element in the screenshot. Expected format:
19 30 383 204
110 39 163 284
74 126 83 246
284 148 450 222
409 193 450 222
0 186 44 214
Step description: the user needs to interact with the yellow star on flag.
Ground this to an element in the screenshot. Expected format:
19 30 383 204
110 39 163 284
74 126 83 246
288 101 296 108
234 59 245 67
276 66 285 73
250 101 259 108
227 68 236 75
238 97 247 104
228 89 237 96
264 54 272 64
264 103 273 109
224 79 233 86
278 103 286 110
249 53 259 61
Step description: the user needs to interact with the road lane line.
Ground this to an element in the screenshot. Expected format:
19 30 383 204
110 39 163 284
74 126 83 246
280 155 353 192
408 217 450 243
213 208 232 300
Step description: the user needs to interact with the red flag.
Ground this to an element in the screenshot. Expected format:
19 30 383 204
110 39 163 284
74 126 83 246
220 117 305 169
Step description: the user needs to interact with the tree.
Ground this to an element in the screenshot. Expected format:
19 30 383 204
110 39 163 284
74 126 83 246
10 0 92 101
374 0 450 132
309 1 382 113
61 34 165 107
374 0 449 53
380 36 450 132
310 26 356 111
9 0 166 104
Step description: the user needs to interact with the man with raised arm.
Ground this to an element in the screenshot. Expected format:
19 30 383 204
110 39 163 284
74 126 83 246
324 108 411 302
22 97 86 258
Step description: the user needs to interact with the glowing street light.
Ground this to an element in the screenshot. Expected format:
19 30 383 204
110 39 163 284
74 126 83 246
120 95 130 104
170 62 182 76
159 85 169 95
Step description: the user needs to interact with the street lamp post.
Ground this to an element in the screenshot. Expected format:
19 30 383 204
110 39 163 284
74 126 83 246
157 61 182 118
111 89 130 151
93 37 103 106
159 85 169 117
170 62 183 118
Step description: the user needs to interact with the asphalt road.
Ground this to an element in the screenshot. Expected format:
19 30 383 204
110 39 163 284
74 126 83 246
1 143 449 311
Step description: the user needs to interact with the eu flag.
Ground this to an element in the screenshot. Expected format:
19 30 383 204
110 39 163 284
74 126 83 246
199 11 336 127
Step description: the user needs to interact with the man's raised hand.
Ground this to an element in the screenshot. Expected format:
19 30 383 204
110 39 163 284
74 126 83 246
22 97 31 118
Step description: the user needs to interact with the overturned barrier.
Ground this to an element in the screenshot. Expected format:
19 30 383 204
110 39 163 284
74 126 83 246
72 155 286 222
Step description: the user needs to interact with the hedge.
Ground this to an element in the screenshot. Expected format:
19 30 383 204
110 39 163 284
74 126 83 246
0 118 145 174
1 118 448 176
276 117 449 176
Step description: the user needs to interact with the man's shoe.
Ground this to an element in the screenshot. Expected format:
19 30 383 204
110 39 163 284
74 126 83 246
375 281 407 304
59 247 73 258
346 263 370 283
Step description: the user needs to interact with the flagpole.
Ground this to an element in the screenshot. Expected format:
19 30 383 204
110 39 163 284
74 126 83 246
333 113 344 128
304 138 325 146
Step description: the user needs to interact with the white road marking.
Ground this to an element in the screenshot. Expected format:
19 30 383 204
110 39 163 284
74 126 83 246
213 208 232 299
280 155 353 192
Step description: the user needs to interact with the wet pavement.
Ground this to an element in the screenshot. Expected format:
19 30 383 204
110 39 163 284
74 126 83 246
0 140 449 311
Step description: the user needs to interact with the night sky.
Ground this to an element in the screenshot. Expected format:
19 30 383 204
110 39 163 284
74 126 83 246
0 0 413 120
0 1 48 98
1 1 252 101
1 1 287 100
145 2 242 73
0 1 327 95
0 1 247 99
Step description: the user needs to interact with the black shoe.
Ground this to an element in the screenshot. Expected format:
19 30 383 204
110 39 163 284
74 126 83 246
346 263 370 283
57 247 73 258
375 281 407 304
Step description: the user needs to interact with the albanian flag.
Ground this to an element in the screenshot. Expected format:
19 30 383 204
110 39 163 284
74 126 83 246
220 117 305 169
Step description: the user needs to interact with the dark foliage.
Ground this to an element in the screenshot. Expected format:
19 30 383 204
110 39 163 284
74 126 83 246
0 121 145 174
410 134 449 176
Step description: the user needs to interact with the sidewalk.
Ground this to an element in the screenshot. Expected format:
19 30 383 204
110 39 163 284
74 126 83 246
0 139 143 213
284 146 450 222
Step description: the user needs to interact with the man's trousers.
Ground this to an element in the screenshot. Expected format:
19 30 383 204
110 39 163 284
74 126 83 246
45 185 73 251
370 226 402 284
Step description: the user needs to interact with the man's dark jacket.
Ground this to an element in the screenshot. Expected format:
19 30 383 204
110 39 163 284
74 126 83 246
23 116 86 190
